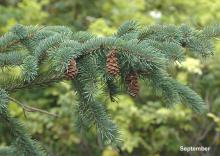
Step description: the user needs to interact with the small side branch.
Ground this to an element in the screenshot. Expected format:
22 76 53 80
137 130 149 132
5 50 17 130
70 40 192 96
8 97 58 118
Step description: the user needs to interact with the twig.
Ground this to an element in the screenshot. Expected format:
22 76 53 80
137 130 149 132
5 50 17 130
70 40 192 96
194 122 215 145
8 97 58 118
214 37 220 41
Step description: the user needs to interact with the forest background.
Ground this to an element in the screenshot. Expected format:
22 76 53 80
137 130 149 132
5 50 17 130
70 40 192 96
1 0 220 155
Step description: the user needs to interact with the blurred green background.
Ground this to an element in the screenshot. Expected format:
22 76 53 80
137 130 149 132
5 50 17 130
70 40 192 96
1 0 220 156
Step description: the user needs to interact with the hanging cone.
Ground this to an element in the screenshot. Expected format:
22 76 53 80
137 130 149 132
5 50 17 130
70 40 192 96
106 49 120 76
125 72 139 97
65 59 78 80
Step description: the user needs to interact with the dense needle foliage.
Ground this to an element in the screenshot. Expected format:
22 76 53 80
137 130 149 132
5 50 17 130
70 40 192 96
0 21 220 155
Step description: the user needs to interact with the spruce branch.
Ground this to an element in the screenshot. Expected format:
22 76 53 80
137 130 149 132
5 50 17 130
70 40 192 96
0 89 46 156
0 146 15 156
0 25 43 53
0 21 219 155
2 73 64 92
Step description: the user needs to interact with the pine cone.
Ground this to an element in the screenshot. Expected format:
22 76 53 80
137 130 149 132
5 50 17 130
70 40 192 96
106 49 120 76
125 72 139 97
65 59 78 80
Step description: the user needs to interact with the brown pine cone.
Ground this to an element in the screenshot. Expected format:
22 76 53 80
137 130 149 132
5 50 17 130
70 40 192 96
125 72 139 97
106 49 120 76
65 59 78 80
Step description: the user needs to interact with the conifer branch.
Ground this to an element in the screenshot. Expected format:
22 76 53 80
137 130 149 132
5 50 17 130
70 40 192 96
0 21 219 155
3 74 64 92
